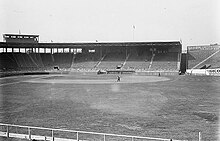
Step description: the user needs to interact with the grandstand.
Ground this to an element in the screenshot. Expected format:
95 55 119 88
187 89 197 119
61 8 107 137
0 34 182 74
187 45 220 69
123 49 152 70
0 53 18 69
149 52 179 71
72 52 99 69
97 52 126 69
186 45 220 76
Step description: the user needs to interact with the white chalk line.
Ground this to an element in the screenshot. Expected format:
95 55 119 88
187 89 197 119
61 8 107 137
0 75 54 87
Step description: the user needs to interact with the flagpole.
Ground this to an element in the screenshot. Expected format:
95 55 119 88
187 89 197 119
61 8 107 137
133 25 135 41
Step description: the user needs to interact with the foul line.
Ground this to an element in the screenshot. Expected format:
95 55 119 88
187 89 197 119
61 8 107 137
0 81 23 87
0 75 53 87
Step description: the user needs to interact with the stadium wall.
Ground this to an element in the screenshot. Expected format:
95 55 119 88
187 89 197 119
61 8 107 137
137 71 179 76
186 68 220 76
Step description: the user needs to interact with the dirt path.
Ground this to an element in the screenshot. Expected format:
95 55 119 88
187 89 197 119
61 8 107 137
24 75 170 84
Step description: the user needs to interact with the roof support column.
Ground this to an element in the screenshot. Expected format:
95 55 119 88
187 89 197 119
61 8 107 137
100 46 102 59
126 46 127 57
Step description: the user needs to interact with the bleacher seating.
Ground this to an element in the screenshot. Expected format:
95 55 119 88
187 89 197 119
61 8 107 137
53 53 73 68
0 49 181 72
123 61 150 70
202 50 220 68
40 53 54 67
74 53 100 62
123 51 152 70
28 53 44 67
0 53 18 69
150 61 177 71
187 49 218 69
97 62 123 69
149 52 178 71
70 53 100 69
127 51 151 61
71 61 98 69
13 53 37 68
12 53 25 67
102 52 126 61
96 52 126 69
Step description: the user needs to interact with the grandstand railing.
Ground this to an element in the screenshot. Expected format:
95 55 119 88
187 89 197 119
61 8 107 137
0 123 187 141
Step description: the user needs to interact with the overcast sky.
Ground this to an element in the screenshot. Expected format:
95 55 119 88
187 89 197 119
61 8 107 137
0 0 219 49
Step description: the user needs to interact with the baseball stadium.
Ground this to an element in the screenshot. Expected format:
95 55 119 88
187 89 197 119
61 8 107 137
0 34 219 141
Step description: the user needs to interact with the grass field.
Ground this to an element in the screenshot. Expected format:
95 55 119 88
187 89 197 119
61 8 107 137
0 73 219 141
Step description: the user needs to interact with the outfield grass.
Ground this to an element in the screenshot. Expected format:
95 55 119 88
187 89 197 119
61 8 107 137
0 74 219 141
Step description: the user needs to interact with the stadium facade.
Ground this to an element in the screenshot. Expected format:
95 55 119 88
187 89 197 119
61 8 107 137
0 34 183 75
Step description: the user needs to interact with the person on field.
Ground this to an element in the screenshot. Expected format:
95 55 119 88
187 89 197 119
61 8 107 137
117 76 120 82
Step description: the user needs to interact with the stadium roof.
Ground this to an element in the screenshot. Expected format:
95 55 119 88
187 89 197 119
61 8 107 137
3 34 39 37
0 41 181 48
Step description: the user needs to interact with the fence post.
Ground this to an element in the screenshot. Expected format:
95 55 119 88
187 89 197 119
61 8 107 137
104 134 106 141
28 128 31 140
52 130 54 141
6 125 9 138
132 136 134 141
77 132 79 141
199 132 201 141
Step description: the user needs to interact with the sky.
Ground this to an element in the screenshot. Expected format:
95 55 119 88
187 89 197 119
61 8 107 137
0 0 220 50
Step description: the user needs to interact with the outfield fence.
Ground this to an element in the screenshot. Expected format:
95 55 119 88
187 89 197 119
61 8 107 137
0 123 188 141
